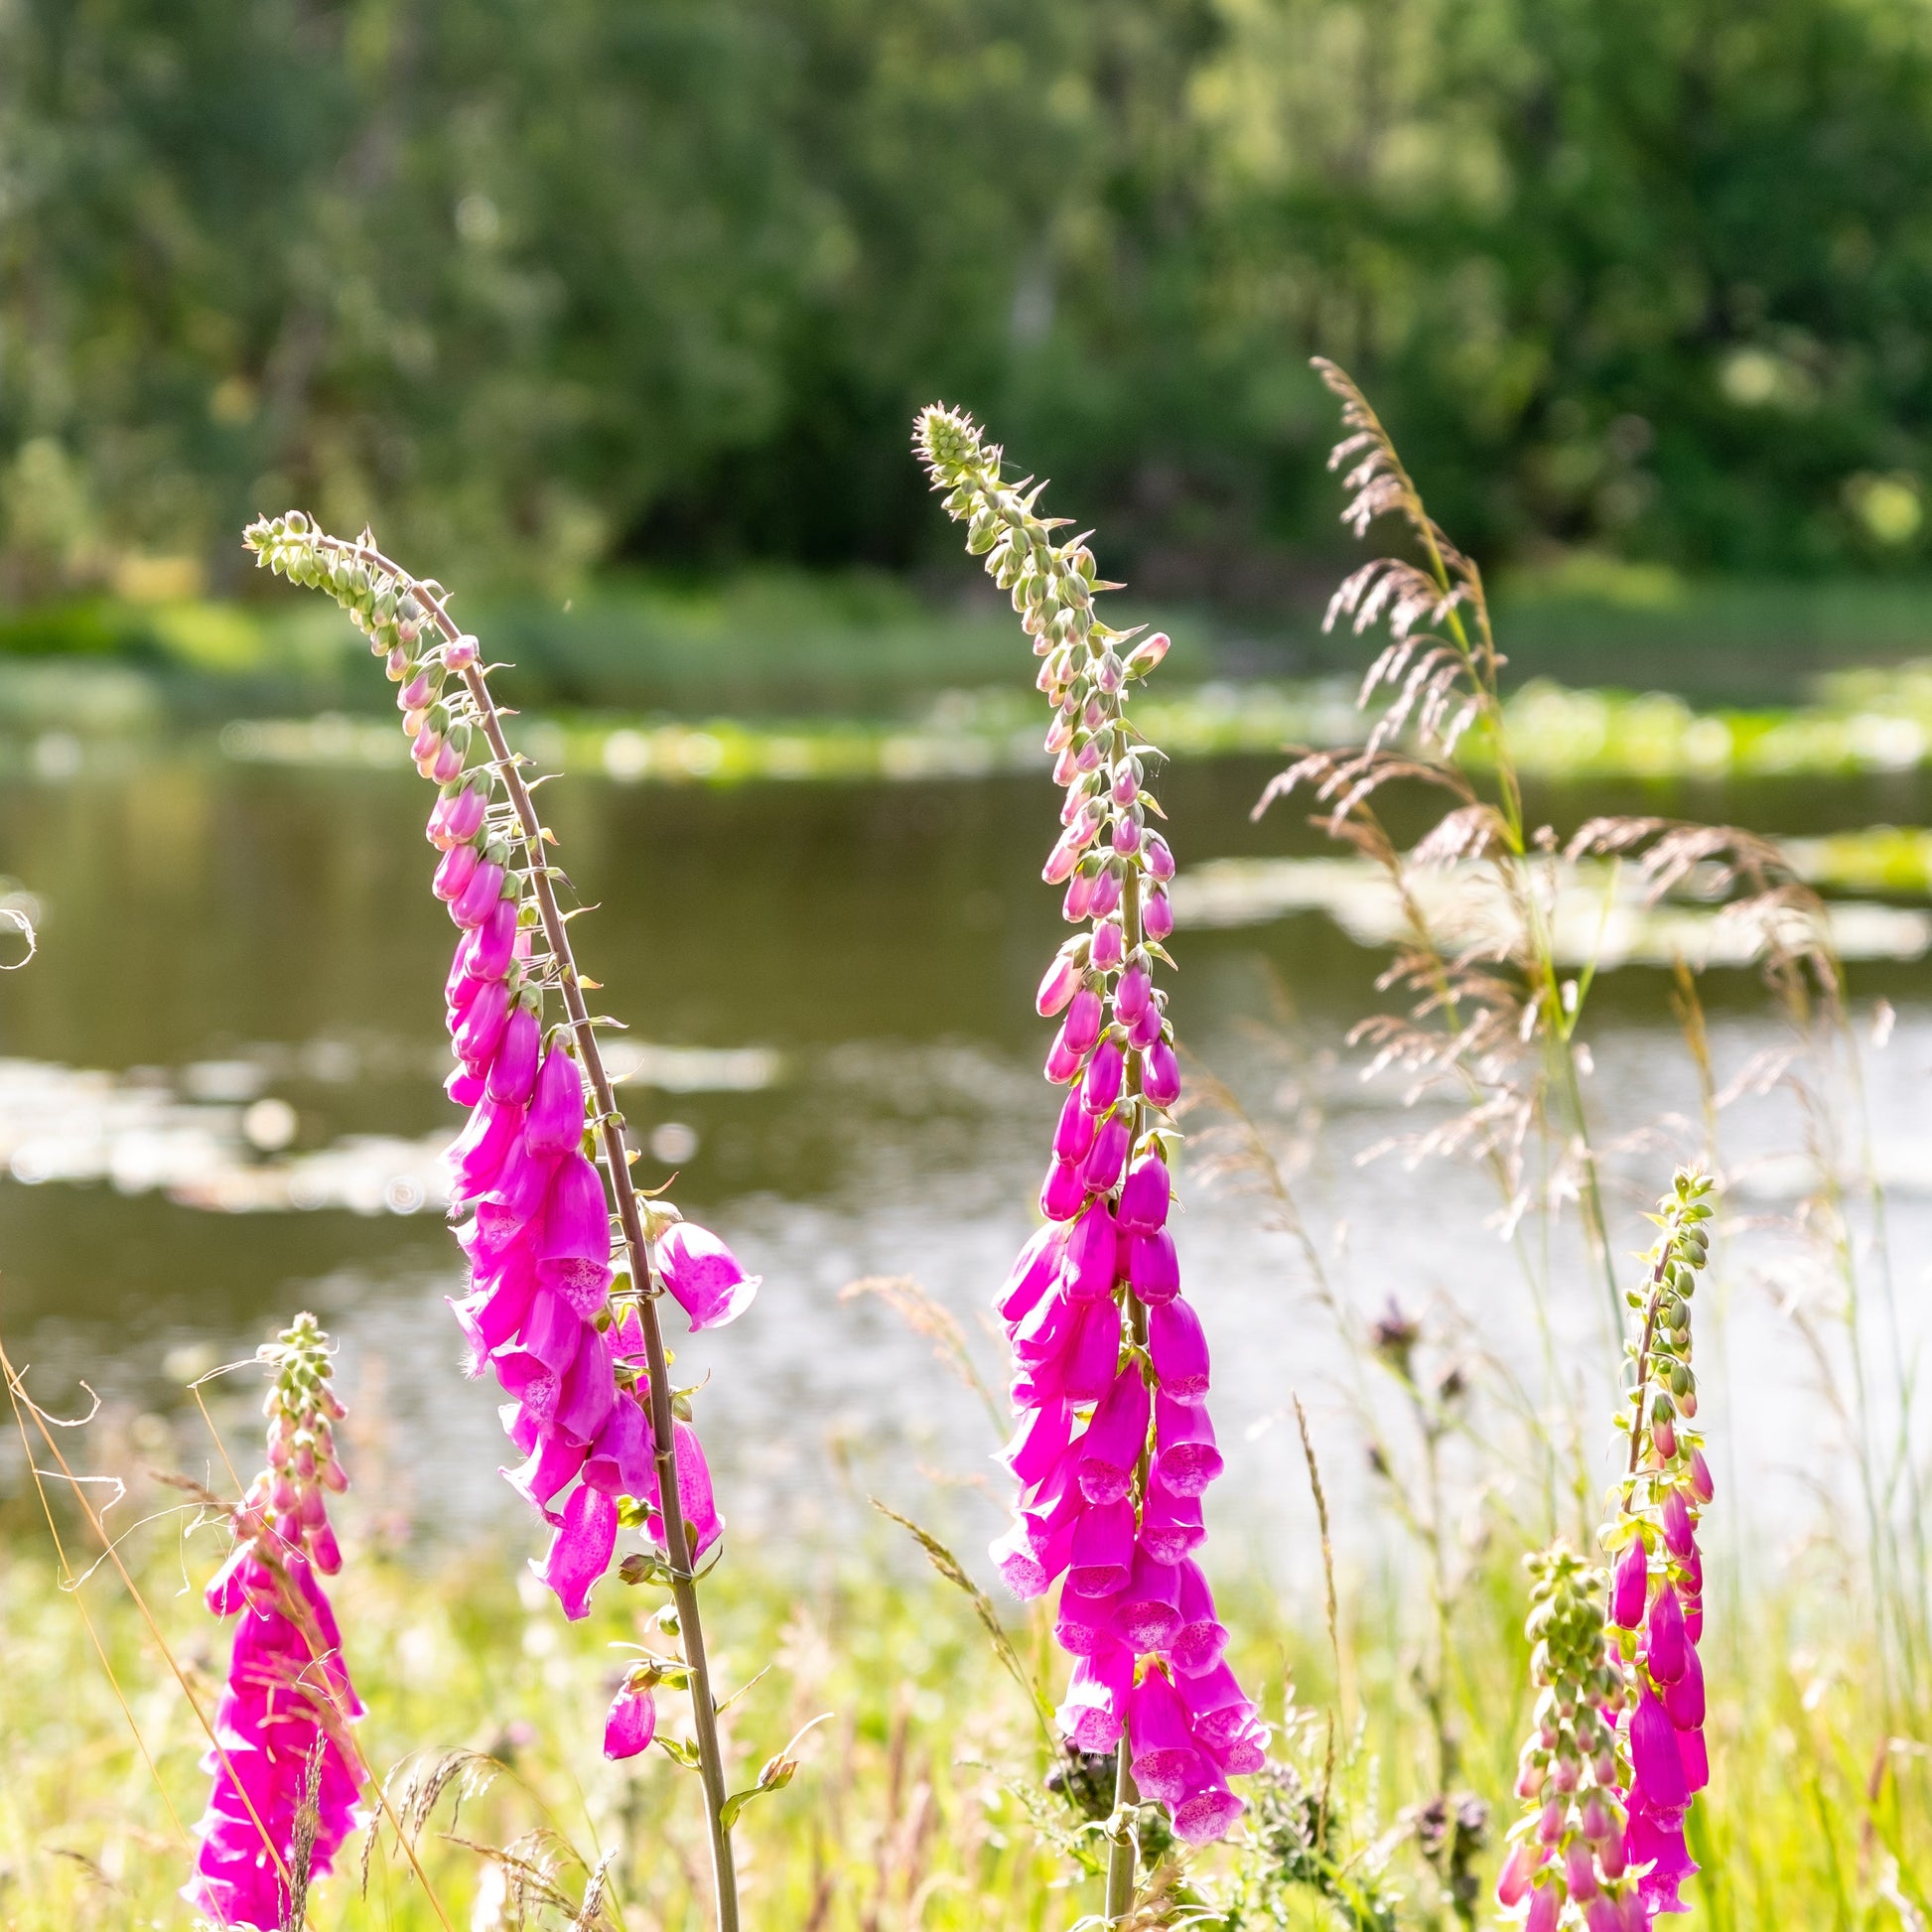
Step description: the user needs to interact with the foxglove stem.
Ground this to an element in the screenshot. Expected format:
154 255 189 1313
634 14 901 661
918 404 1256 1919
244 517 742 1932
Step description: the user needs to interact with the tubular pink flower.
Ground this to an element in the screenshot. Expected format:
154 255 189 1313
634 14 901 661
524 1040 588 1157
1076 1365 1151 1504
1126 1225 1180 1305
1610 1535 1648 1628
1126 1669 1203 1805
1140 1478 1205 1564
487 1004 542 1105
1056 1643 1134 1752
1148 1296 1210 1403
1068 1497 1137 1596
605 1677 659 1760
1062 1199 1119 1301
532 1479 620 1622
655 1220 761 1331
1644 1581 1689 1684
1117 1152 1170 1233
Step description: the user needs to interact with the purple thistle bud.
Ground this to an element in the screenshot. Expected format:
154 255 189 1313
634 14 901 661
1053 1088 1098 1164
1629 1683 1689 1820
1153 1394 1223 1496
1142 1038 1180 1108
1139 1476 1205 1563
524 1043 588 1157
530 1479 619 1621
1039 1157 1086 1222
1126 1670 1202 1804
1126 1226 1180 1306
604 1677 658 1759
1115 959 1152 1024
1169 1558 1228 1673
486 1004 542 1106
1143 885 1174 941
1111 1546 1182 1650
1644 1581 1689 1684
1056 1642 1134 1752
1076 1364 1151 1504
655 1220 761 1331
1145 832 1175 882
1067 1496 1137 1595
1079 1111 1131 1194
1148 1296 1210 1403
1610 1536 1648 1628
1117 1151 1170 1233
1082 1036 1125 1114
1090 919 1125 972
434 839 481 902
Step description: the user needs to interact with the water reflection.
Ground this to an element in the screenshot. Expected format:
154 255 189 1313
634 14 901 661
1 749 1927 1583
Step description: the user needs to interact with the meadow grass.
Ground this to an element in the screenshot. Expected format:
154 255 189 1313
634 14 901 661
0 1467 1919 1929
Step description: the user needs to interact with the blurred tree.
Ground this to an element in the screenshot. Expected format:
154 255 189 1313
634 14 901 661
4 0 1932 595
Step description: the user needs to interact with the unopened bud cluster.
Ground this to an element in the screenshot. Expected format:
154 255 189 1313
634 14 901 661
245 513 759 1623
1603 1170 1715 1917
1496 1545 1639 1931
917 406 1253 1850
186 1314 365 1931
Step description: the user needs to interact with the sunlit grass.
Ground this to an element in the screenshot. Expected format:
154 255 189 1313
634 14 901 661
0 1490 1918 1929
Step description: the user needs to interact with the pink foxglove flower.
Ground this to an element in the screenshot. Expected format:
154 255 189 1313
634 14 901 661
605 1669 660 1760
246 513 761 1925
184 1314 366 1931
1607 1169 1716 1916
917 404 1254 1874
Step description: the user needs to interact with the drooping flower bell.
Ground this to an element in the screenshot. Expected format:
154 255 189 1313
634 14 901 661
184 1314 367 1932
918 403 1255 1864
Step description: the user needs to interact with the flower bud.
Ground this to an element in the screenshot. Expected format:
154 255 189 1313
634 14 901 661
1090 918 1125 972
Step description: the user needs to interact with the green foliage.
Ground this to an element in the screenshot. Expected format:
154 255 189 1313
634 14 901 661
8 0 1932 594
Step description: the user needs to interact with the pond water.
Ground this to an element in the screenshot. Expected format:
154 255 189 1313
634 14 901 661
2 740 1928 1593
